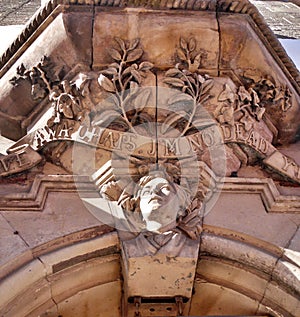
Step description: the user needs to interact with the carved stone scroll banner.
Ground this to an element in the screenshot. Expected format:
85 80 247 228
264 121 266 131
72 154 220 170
7 120 300 185
0 145 42 177
264 151 300 183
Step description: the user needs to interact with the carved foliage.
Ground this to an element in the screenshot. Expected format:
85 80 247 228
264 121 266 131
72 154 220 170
216 83 265 131
96 37 154 132
163 37 214 136
243 72 292 112
10 56 59 100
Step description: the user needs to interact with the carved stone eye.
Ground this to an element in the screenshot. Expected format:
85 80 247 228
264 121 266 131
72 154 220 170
161 185 171 196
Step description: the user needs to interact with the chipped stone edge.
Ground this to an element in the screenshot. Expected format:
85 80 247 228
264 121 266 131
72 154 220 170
0 0 299 94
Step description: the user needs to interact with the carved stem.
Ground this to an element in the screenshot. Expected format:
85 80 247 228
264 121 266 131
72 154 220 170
117 60 137 133
37 66 51 92
181 98 197 136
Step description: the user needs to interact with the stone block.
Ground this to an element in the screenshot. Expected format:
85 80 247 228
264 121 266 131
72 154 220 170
0 213 32 280
0 259 47 310
204 192 299 247
55 281 122 317
218 13 300 144
196 257 269 301
48 255 120 303
93 9 218 70
189 281 259 315
39 232 119 274
123 253 197 298
287 227 300 252
1 192 103 251
200 232 278 274
262 280 300 316
0 277 52 317
0 9 93 140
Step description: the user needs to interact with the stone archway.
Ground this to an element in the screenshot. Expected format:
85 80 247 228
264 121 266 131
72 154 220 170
0 227 298 317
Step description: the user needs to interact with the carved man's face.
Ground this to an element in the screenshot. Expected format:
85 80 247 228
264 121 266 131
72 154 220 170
139 177 178 230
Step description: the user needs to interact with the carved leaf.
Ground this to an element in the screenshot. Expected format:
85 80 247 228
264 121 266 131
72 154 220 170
9 77 19 86
201 79 214 96
115 37 126 51
109 62 120 70
273 88 284 102
163 77 185 88
180 37 188 50
256 107 265 121
92 109 121 126
98 74 116 92
17 64 26 75
165 68 182 77
238 86 251 101
101 67 118 76
218 84 235 103
198 74 205 84
161 111 188 134
223 107 234 123
130 81 139 94
139 62 154 71
108 48 122 61
96 93 119 111
128 38 140 51
127 49 143 62
133 89 152 111
199 94 212 104
177 48 186 61
168 92 194 105
191 117 215 130
188 38 196 52
186 74 196 86
193 54 201 69
122 67 133 76
131 69 142 84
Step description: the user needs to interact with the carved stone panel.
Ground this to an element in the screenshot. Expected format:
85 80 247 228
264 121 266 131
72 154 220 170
0 2 299 317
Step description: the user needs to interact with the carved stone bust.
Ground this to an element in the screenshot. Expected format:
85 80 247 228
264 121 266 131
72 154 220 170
100 171 202 257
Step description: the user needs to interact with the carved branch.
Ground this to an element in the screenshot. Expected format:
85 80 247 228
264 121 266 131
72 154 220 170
97 37 154 133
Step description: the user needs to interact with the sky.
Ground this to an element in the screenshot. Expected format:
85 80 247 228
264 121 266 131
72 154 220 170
280 39 300 70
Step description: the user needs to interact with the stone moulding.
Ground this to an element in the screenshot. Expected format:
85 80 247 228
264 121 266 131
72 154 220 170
0 226 298 317
220 177 300 213
0 175 96 211
0 174 299 213
0 0 299 93
198 235 300 317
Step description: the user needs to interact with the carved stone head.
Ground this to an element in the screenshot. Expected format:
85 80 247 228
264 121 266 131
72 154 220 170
134 173 190 233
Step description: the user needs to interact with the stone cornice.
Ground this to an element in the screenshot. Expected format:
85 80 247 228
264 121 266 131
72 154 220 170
220 177 300 213
0 0 299 94
0 175 96 211
0 174 299 213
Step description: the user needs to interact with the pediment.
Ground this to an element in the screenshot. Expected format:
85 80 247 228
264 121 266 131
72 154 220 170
0 2 300 317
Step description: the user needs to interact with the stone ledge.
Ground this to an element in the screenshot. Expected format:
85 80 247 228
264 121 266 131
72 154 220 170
0 174 298 213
